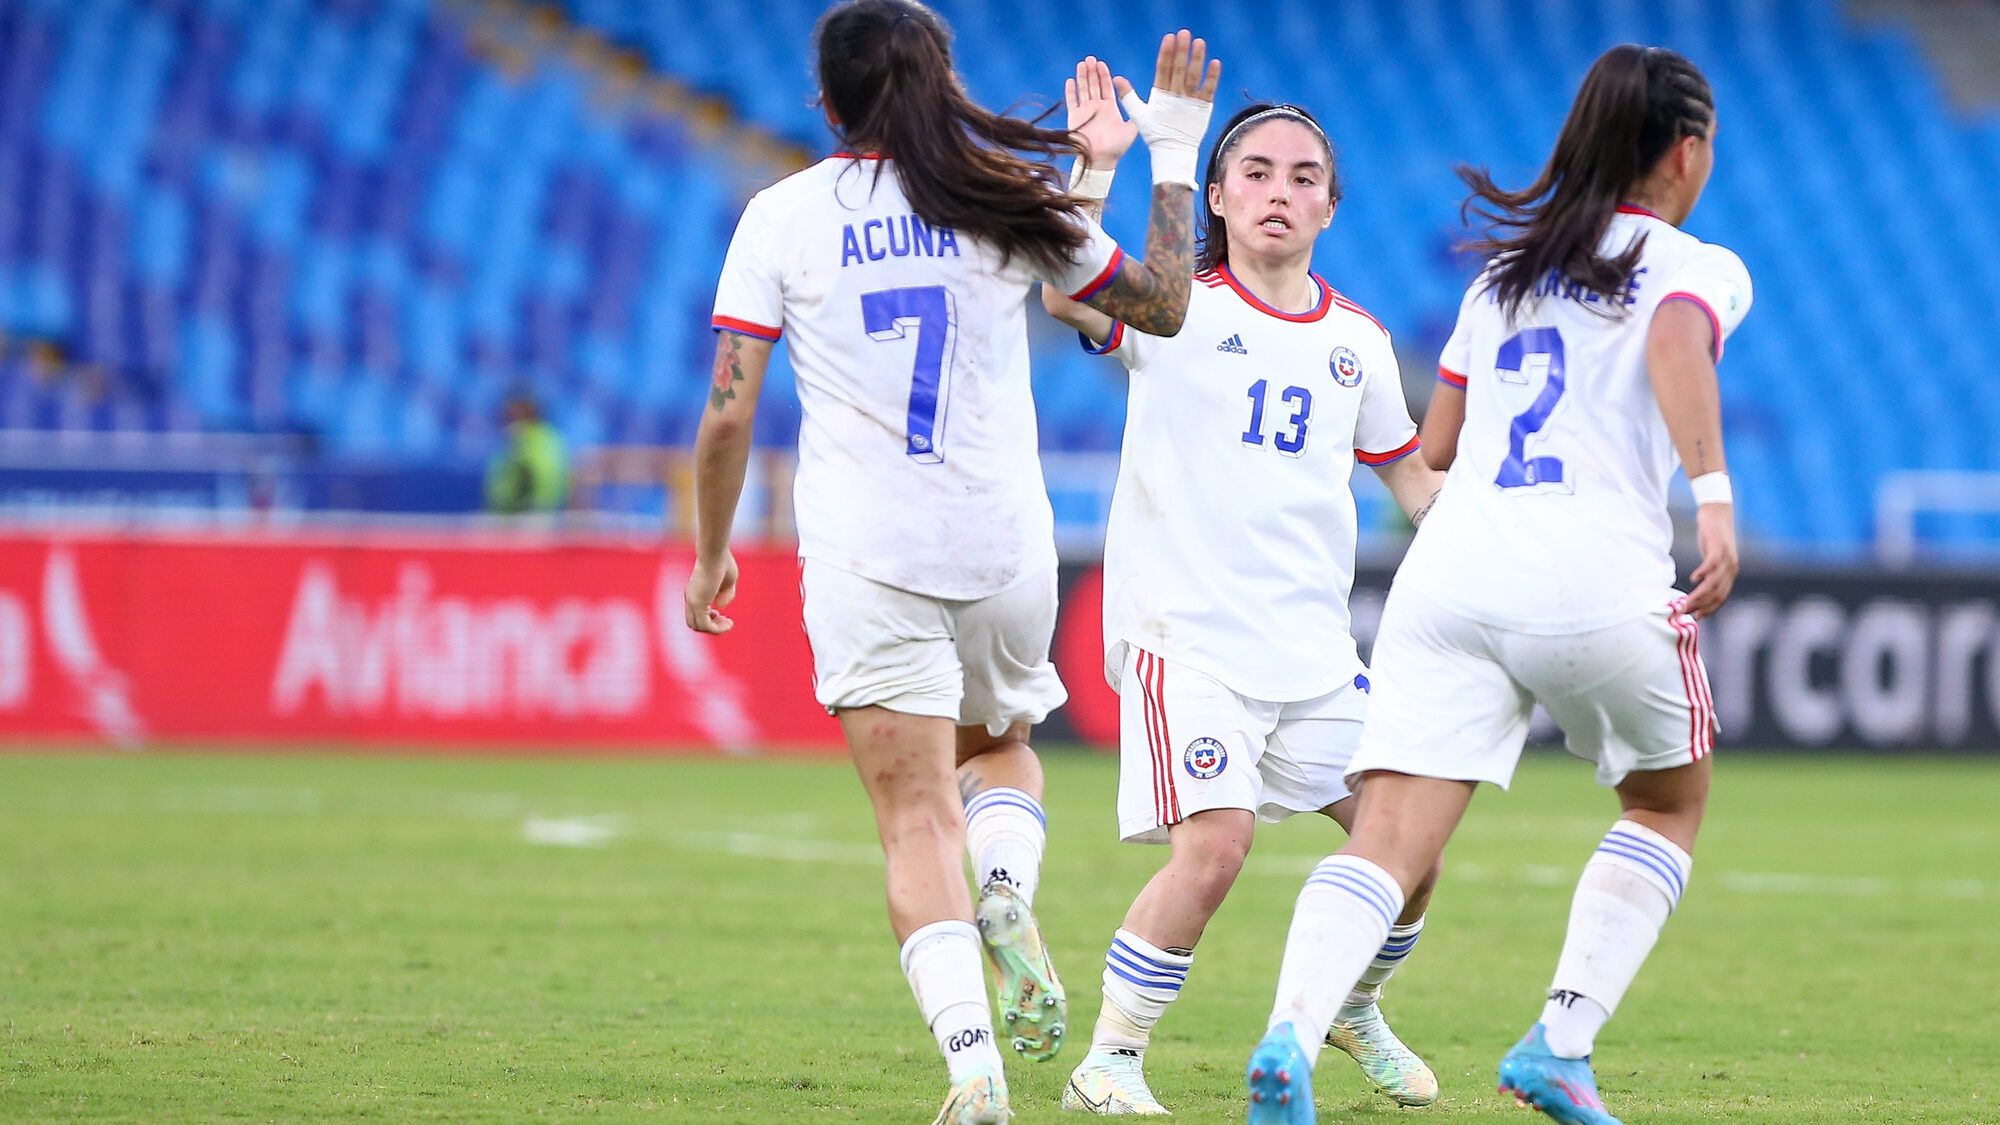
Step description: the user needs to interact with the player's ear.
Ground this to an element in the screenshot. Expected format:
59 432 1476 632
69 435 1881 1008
1321 200 1335 230
1207 179 1224 217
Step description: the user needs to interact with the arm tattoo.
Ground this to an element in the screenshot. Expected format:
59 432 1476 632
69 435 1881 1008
709 332 748 412
1411 488 1441 528
1086 183 1195 336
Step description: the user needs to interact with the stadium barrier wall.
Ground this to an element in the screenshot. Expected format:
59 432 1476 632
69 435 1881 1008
0 528 1993 752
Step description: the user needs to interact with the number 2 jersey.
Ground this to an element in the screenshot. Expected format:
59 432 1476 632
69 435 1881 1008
1091 266 1420 701
1396 205 1754 634
711 155 1124 600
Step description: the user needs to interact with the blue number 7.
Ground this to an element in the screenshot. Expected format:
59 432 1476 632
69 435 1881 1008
1494 326 1568 490
862 285 957 464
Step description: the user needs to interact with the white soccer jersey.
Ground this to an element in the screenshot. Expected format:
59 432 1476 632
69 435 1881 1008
712 155 1124 600
1093 265 1419 702
1396 205 1753 634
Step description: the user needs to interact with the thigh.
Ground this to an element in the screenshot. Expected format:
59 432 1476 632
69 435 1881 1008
1262 675 1372 820
800 560 961 720
1517 600 1716 789
1346 586 1537 791
950 567 1068 737
1115 647 1275 845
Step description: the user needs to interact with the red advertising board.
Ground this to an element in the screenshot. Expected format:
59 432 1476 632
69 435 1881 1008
0 530 846 750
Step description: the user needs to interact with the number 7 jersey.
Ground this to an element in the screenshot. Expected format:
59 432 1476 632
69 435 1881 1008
711 155 1124 600
1398 206 1753 633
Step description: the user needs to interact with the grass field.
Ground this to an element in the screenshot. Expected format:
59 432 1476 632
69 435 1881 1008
1 750 1996 1123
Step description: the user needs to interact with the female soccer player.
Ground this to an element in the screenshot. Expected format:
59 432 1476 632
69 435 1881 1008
1243 45 1751 1125
1042 75 1447 1115
685 4 1221 1122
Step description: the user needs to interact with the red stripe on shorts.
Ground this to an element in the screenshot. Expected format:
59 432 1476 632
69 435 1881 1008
1148 653 1180 822
1137 651 1167 824
1669 598 1714 759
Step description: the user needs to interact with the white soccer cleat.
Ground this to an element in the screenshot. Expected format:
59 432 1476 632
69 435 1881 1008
1326 1002 1439 1107
1062 1049 1171 1115
932 1059 1011 1125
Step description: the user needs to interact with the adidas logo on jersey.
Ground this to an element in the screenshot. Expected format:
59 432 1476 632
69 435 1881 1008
1216 333 1248 354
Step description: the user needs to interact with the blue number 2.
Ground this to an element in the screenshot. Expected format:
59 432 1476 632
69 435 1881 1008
862 285 957 464
1493 326 1567 490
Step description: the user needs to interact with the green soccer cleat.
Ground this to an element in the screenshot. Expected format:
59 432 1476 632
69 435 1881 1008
1326 1001 1439 1106
1062 1049 1171 1115
932 1058 1011 1125
975 880 1067 1062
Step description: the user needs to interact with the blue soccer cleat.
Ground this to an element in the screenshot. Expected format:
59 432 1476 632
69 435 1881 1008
1496 1024 1624 1125
1245 1023 1315 1125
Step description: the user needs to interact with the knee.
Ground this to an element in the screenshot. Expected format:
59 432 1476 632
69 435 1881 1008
1171 833 1250 905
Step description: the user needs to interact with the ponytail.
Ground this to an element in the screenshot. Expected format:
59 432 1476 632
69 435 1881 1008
814 0 1088 276
1459 45 1712 316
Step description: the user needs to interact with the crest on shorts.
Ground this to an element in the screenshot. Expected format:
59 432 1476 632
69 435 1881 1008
1184 737 1228 779
1329 346 1363 387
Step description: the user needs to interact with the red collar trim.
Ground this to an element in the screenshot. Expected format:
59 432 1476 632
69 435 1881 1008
1217 263 1332 323
1616 203 1664 219
832 151 885 160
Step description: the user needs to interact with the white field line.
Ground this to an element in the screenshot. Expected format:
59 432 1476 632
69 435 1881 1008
22 784 1998 898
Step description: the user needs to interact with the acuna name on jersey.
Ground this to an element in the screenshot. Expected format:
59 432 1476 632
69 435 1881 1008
1486 265 1650 308
841 213 962 267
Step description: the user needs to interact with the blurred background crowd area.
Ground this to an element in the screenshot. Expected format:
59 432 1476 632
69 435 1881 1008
0 0 1995 562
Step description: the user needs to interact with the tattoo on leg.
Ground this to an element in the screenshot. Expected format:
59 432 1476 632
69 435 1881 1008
957 771 984 803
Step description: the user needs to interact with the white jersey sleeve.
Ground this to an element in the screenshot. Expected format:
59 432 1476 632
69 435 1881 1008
1076 317 1158 370
1353 334 1419 464
711 191 785 340
1034 213 1125 302
1656 244 1754 359
1435 275 1485 389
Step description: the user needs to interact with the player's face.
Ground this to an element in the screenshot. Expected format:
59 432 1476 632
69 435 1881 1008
1208 120 1334 267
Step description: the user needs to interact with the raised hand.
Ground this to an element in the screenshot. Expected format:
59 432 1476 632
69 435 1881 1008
1115 30 1221 188
1066 56 1137 170
1117 29 1222 107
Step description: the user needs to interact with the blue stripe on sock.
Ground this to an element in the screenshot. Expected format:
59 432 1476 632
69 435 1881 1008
1108 938 1189 976
1603 828 1683 871
963 790 1047 828
1311 861 1402 919
1305 866 1398 928
1105 961 1183 994
1106 947 1187 986
1378 935 1420 955
1600 831 1689 897
1596 841 1687 900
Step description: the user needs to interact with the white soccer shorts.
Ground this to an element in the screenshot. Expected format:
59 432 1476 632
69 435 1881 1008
800 559 1068 736
1114 646 1370 844
1347 587 1716 791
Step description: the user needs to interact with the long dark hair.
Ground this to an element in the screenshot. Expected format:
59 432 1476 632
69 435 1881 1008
813 0 1087 275
1460 45 1712 316
1196 103 1339 274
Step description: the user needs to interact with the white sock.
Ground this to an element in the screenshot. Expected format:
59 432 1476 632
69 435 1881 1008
1341 915 1424 1015
1267 855 1405 1067
1540 820 1692 1058
901 920 1003 1084
964 787 1046 905
1091 928 1193 1058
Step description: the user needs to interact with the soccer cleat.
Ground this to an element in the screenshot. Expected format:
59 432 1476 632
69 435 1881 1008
1061 1049 1171 1115
1325 1002 1439 1106
975 880 1067 1062
1496 1024 1624 1125
1244 1022 1315 1125
931 1059 1011 1125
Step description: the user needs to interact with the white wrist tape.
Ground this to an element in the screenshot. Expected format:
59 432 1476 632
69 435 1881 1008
1689 472 1733 506
1119 86 1212 187
1069 163 1115 201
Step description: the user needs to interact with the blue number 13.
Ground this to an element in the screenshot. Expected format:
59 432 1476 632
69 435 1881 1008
1494 326 1568 490
862 285 957 463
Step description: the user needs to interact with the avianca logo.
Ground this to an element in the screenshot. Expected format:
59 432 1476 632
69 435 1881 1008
0 547 146 745
1216 333 1248 354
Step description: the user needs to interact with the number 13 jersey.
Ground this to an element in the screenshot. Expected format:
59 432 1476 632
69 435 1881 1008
712 155 1123 600
1091 266 1419 702
1399 206 1753 634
